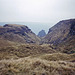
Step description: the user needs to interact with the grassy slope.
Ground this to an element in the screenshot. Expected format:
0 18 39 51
56 36 75 54
0 53 75 75
0 37 75 75
0 42 75 75
0 44 56 60
0 24 41 44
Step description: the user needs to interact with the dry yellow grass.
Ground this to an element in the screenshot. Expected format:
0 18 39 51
0 44 56 60
39 53 75 61
0 55 75 75
0 41 75 75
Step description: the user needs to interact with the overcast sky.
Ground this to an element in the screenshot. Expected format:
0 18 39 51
0 0 75 34
0 0 75 23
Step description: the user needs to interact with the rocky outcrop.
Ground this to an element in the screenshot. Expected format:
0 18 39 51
37 30 46 37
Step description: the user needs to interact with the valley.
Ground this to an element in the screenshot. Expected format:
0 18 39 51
0 19 75 75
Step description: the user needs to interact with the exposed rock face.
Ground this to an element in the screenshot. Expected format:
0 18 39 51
0 24 41 44
37 30 46 37
44 19 75 44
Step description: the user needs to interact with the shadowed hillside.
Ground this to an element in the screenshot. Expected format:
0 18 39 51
44 19 75 44
44 19 75 53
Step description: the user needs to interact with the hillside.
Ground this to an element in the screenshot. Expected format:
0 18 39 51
44 19 75 53
0 24 41 44
44 19 75 44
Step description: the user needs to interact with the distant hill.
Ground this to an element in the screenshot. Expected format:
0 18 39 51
44 19 75 53
0 24 41 44
37 30 46 37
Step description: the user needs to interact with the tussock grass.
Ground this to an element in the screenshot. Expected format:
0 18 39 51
0 53 75 75
0 42 75 75
39 53 75 61
0 44 56 60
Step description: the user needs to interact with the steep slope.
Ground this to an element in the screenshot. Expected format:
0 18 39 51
37 30 46 37
44 19 75 44
44 19 75 52
0 24 41 44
